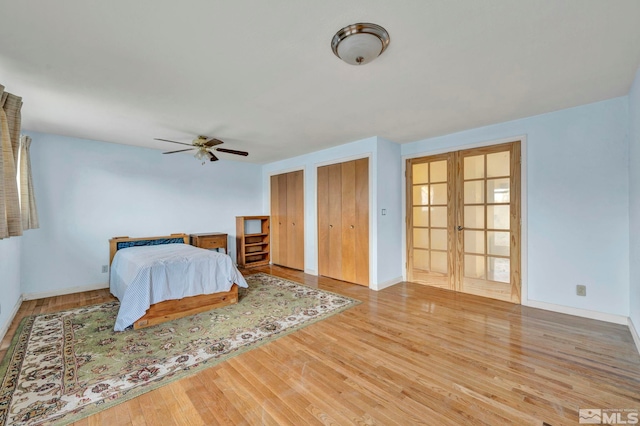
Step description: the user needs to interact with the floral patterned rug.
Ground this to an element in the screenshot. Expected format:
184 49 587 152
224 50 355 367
0 273 359 425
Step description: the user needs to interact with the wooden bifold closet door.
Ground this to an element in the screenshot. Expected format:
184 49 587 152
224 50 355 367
317 158 369 287
270 170 304 270
407 141 521 303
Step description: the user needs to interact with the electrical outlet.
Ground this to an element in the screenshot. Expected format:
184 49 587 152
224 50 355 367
101 265 109 274
576 285 586 296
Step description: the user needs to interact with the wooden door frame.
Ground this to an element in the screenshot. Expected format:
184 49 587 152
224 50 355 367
402 136 528 303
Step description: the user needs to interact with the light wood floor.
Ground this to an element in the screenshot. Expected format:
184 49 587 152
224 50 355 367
2 266 639 425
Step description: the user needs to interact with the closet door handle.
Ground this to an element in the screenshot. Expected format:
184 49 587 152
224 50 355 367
329 225 333 228
350 225 354 229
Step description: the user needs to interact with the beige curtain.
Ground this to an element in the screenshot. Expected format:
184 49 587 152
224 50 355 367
19 135 39 230
0 84 24 239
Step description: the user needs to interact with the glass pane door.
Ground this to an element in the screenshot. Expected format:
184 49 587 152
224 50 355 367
457 144 520 303
407 154 453 289
407 141 521 303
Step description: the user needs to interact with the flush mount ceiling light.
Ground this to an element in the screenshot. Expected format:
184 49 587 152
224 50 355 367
331 22 390 65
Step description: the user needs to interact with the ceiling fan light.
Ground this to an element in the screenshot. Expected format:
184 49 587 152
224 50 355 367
194 149 207 161
331 23 390 65
156 135 247 164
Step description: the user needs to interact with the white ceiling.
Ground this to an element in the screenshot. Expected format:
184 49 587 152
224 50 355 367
2 1 640 164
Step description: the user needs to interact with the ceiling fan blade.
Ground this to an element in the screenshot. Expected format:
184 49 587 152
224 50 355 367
203 138 224 147
154 138 194 147
163 148 195 154
215 147 249 156
207 151 219 162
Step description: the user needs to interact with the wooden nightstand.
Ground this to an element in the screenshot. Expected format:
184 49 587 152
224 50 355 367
190 232 228 254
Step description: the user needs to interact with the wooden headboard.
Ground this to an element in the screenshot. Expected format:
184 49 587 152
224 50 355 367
109 233 190 265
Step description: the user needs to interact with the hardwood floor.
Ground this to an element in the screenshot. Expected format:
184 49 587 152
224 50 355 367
2 265 639 425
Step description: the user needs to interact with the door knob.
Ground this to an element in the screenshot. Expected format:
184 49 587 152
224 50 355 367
329 225 333 228
457 226 464 231
350 225 354 229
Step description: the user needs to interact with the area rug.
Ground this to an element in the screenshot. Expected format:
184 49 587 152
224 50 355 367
0 273 359 425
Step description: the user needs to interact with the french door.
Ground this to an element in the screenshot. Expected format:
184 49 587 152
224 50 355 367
406 141 521 303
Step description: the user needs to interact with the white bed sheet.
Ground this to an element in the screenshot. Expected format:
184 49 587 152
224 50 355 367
110 243 248 331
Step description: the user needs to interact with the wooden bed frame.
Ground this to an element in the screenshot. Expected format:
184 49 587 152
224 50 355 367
109 233 239 330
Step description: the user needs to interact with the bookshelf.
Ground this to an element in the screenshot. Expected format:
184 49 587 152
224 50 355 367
236 216 270 268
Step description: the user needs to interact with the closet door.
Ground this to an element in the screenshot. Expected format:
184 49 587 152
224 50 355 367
270 171 304 270
318 163 343 280
270 174 283 265
406 141 520 303
318 158 369 286
286 170 304 270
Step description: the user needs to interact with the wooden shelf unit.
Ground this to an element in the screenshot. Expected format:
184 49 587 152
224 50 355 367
236 216 270 268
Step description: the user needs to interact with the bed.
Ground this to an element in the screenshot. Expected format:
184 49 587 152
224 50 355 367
109 233 248 331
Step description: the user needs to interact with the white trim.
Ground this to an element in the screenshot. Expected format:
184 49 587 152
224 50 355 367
304 268 318 276
402 134 528 161
523 299 628 325
519 136 529 304
629 317 640 355
369 152 377 288
376 276 403 291
401 158 407 281
266 166 306 178
315 153 372 169
0 295 23 343
22 282 109 301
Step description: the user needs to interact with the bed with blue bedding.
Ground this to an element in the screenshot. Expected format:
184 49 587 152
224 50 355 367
108 233 248 331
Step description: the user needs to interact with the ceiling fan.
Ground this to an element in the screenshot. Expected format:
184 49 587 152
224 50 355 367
155 136 249 163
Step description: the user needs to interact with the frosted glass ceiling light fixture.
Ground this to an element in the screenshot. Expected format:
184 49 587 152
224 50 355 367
331 23 390 65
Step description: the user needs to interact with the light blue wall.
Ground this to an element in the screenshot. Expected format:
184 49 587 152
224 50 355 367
376 138 403 285
629 66 640 331
403 97 630 316
0 237 22 333
20 131 263 296
2 89 636 334
261 136 404 289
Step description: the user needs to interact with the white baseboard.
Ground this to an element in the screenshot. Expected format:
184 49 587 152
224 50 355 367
0 295 24 343
22 282 109 301
523 299 628 325
629 317 640 355
375 276 403 291
304 268 318 276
